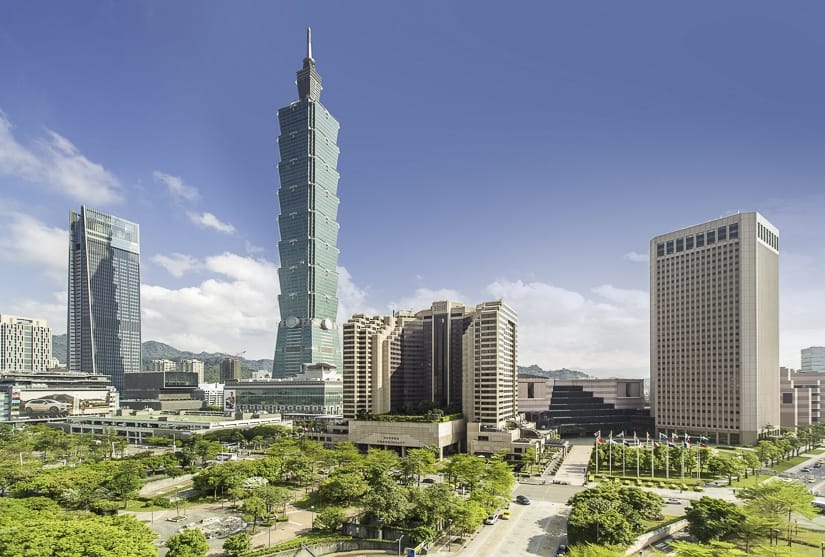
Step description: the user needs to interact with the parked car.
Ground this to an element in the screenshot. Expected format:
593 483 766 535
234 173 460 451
484 514 499 525
501 508 511 519
23 399 71 415
665 498 681 505
556 544 568 555
801 467 812 473
516 495 531 505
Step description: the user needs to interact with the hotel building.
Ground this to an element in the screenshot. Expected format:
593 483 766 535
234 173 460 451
650 213 779 445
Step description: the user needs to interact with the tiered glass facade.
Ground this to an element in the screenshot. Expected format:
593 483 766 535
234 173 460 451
273 30 342 377
68 206 141 392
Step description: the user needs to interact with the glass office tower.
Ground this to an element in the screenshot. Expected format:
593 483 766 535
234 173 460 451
273 29 342 378
68 206 141 392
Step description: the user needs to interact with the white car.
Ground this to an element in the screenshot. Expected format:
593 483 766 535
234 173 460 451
665 498 682 505
484 514 499 525
24 399 72 415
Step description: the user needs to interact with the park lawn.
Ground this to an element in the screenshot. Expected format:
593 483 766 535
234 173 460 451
772 456 808 473
808 448 825 455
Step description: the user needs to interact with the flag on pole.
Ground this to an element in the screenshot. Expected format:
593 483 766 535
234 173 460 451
659 432 668 441
594 430 601 439
615 432 625 439
699 435 709 448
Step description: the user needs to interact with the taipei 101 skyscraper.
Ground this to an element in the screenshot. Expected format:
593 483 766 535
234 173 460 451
273 29 343 378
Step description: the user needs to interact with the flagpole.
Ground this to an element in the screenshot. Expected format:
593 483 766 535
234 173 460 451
594 436 599 475
609 432 613 476
650 434 654 479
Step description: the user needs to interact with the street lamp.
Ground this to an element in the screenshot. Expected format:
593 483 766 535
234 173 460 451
396 535 403 557
310 505 315 530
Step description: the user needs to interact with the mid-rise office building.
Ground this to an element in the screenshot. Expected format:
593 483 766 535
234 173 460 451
68 206 141 393
801 347 825 373
272 29 343 378
221 357 241 383
180 358 205 383
779 366 824 428
651 213 779 445
0 315 52 372
151 359 177 372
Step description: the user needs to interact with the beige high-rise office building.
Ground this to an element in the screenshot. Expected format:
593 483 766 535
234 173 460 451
462 300 518 426
650 212 779 445
342 300 518 427
151 359 177 372
180 358 205 383
0 315 52 372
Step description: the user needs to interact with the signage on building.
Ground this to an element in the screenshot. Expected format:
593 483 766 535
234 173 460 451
11 388 117 418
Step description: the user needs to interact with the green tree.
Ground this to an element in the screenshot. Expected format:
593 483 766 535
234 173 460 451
685 497 744 542
315 506 346 532
362 474 408 526
192 438 222 466
739 479 816 548
222 532 251 557
451 498 487 537
106 461 143 508
0 500 156 557
256 484 292 516
166 527 208 557
317 470 369 505
401 447 437 486
242 495 267 532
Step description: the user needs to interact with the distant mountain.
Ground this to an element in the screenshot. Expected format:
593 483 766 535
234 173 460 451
518 364 592 380
51 337 590 383
52 334 67 365
52 335 273 382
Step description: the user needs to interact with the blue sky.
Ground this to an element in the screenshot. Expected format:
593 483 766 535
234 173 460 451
1 2 824 377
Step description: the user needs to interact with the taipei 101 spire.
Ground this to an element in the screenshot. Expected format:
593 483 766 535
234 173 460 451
272 29 343 378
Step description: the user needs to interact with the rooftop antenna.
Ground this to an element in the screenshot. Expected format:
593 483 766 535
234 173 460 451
307 27 313 60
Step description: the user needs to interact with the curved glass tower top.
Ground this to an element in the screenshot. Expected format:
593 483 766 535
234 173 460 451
273 29 342 378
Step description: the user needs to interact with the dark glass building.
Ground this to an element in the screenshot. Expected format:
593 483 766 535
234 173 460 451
67 206 141 393
273 28 342 378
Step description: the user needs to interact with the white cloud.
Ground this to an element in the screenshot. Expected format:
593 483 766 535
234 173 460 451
6 291 68 335
141 253 279 358
245 240 265 254
0 110 122 205
624 251 648 263
188 211 236 234
0 210 66 283
486 279 649 377
337 266 377 321
151 253 200 278
388 287 467 313
152 171 200 201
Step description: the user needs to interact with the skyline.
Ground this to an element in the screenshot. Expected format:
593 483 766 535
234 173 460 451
1 2 824 378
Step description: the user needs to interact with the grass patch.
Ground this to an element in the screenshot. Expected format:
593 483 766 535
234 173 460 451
808 448 825 455
772 456 807 473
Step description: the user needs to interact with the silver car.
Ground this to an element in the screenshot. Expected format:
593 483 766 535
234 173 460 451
24 399 72 415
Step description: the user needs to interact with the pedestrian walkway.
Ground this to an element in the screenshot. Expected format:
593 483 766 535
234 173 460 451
550 445 591 486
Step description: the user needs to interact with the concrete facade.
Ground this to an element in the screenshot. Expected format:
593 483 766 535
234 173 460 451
0 315 52 372
347 417 465 458
779 366 824 428
651 212 780 445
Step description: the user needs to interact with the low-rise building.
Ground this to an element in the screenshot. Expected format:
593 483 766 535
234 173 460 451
0 370 118 421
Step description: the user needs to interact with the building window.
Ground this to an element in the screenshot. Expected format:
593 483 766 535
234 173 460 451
729 223 738 239
657 243 665 257
667 241 674 254
676 238 684 252
718 227 727 241
686 236 694 250
782 392 793 404
696 233 705 247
